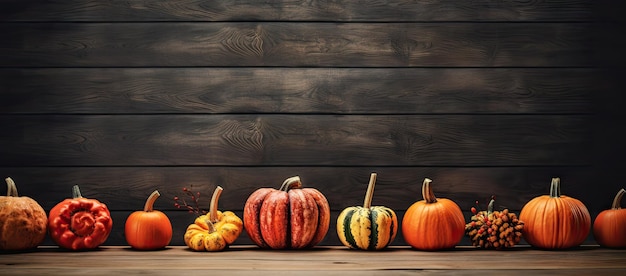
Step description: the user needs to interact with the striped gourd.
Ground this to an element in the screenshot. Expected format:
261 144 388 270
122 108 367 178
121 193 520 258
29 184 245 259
337 173 398 250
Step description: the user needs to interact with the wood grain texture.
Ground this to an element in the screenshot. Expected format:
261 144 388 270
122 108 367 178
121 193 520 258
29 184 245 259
0 23 594 67
0 0 595 22
1 246 625 276
0 68 596 114
0 166 603 246
0 167 602 212
0 0 617 251
0 115 592 166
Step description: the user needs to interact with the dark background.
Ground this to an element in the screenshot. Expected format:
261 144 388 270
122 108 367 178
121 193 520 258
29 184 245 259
1 0 623 246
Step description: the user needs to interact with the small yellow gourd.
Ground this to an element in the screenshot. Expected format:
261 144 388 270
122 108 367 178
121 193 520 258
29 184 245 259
184 186 243 251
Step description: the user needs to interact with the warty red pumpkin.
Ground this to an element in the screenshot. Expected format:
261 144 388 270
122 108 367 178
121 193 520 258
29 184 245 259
48 185 113 250
243 176 330 249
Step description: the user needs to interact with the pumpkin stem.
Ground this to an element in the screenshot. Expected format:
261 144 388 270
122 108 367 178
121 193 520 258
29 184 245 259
204 217 217 234
363 173 377 209
487 198 495 215
4 177 18 197
143 190 160 212
422 178 437 203
280 176 303 191
209 186 223 223
549 177 561 198
611 188 626 210
72 185 83 198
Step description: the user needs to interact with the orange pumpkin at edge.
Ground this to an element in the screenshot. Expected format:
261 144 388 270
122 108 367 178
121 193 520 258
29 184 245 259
519 177 591 249
593 188 626 248
125 190 173 250
0 177 48 251
401 178 465 251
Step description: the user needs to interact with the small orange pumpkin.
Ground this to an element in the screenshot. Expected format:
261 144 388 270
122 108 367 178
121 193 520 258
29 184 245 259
593 188 626 248
519 177 591 249
125 190 173 250
0 177 48 251
401 178 465 251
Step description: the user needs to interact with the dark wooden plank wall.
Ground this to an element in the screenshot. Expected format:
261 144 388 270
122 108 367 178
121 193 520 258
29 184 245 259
0 1 622 247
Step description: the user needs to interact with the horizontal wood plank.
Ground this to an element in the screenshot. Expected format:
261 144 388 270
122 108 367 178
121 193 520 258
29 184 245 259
2 246 625 276
0 23 595 67
10 166 607 247
0 68 596 114
0 0 595 22
0 167 605 213
0 115 592 167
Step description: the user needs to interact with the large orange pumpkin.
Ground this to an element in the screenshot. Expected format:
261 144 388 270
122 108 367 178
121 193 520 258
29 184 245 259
125 190 173 250
401 178 465 251
0 177 48 251
519 177 591 249
593 188 626 248
243 176 330 249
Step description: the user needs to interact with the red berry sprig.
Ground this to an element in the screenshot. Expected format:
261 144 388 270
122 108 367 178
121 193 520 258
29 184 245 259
174 186 207 214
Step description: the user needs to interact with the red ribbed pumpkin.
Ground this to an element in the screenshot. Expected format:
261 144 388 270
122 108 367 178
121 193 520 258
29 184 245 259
519 177 591 249
593 188 626 248
243 176 330 249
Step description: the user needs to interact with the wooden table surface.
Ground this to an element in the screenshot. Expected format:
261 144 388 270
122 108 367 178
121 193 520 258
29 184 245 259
2 245 625 275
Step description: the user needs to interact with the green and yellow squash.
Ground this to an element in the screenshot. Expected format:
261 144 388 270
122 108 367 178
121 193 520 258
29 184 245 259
337 173 398 250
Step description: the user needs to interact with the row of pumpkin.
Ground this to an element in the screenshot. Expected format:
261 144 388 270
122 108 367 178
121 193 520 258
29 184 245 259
1 173 625 252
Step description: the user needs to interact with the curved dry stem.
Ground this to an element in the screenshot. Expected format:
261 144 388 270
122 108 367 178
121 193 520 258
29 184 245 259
209 186 224 222
143 190 160 212
422 178 437 203
4 177 18 197
611 188 626 210
280 176 303 191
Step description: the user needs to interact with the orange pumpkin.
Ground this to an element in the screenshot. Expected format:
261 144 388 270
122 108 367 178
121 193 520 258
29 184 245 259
401 178 465 251
593 188 626 248
243 176 330 249
125 190 173 250
0 177 48 251
519 177 591 249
